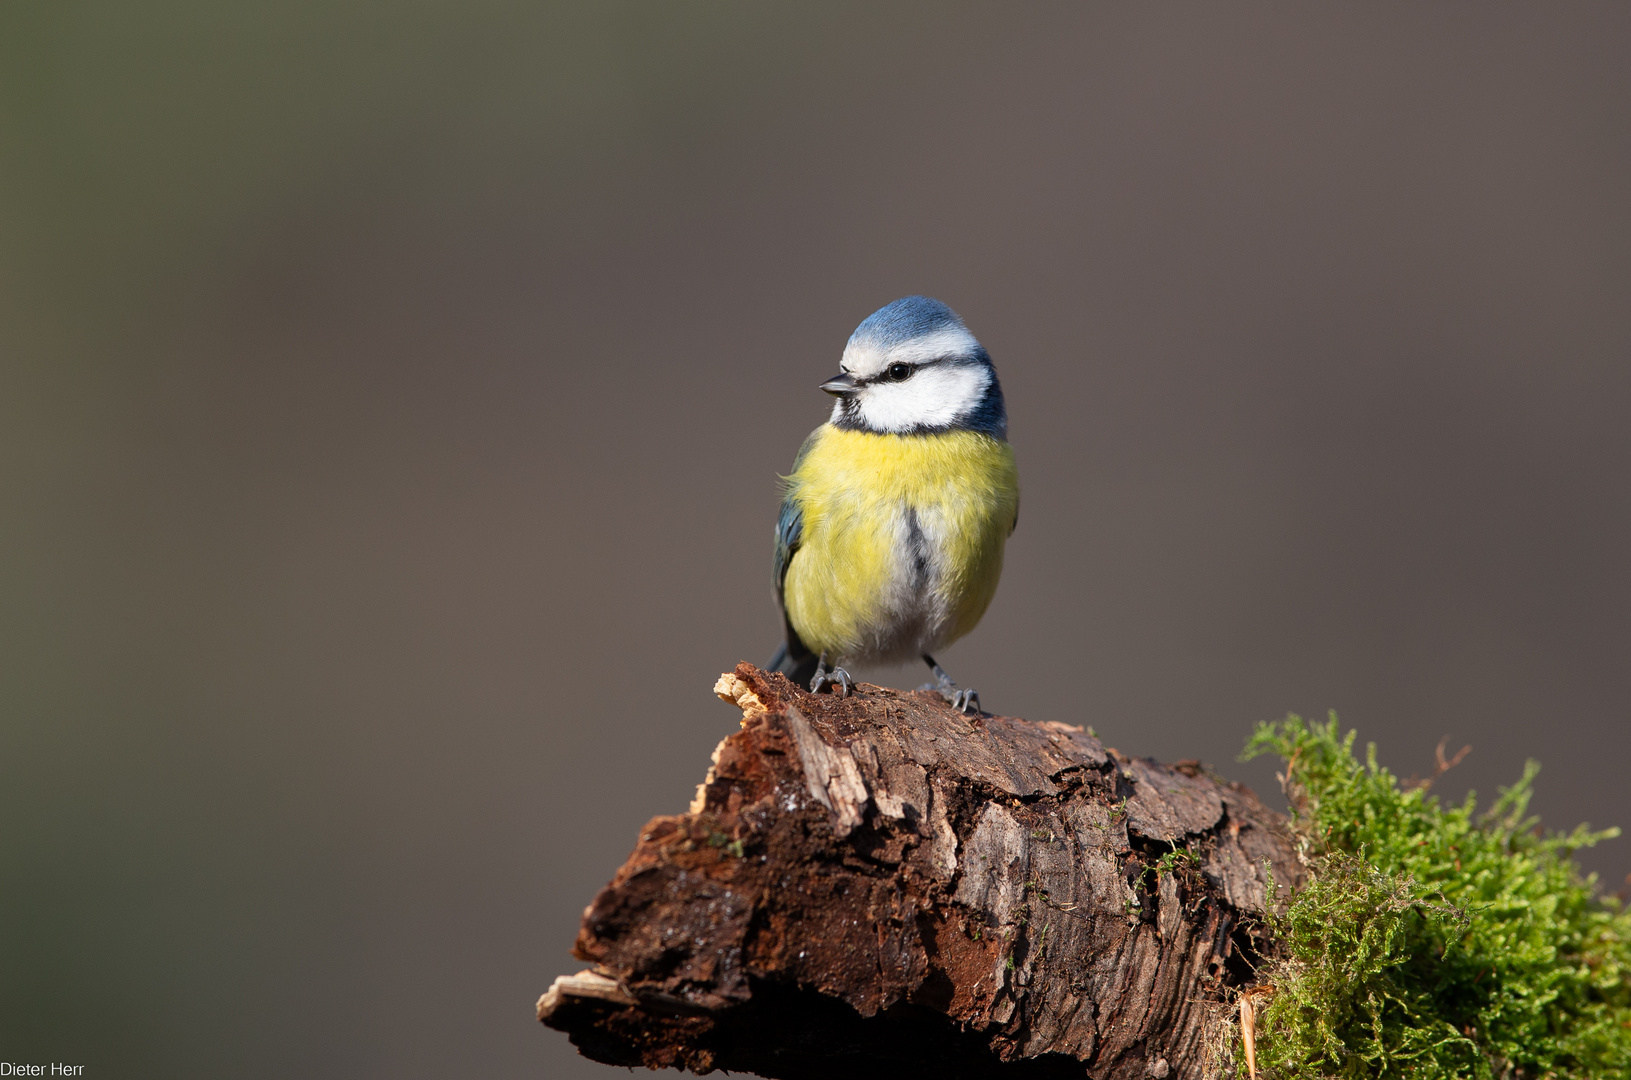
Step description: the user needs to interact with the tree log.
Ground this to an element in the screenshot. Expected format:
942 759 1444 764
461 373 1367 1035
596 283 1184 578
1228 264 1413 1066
539 664 1304 1079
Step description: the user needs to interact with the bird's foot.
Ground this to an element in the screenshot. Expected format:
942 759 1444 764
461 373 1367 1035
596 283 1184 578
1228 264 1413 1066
810 662 853 698
922 654 980 715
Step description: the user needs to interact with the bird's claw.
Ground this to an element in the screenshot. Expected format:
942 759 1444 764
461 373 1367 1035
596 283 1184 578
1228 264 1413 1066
810 667 854 697
921 654 979 715
921 681 979 713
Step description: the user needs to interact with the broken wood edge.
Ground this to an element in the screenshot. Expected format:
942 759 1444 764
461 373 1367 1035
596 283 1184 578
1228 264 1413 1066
537 969 637 1019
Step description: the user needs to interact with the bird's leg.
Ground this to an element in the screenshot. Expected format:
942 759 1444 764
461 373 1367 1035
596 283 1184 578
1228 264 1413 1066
922 654 979 715
809 653 853 698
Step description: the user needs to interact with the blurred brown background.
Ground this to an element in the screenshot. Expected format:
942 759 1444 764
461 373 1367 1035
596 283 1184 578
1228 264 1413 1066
2 3 1628 1077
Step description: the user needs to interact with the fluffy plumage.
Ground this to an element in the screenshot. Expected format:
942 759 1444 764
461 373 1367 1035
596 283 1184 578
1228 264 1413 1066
770 297 1018 703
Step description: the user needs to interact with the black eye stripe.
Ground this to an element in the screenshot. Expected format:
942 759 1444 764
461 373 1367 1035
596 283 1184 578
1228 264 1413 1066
862 356 959 385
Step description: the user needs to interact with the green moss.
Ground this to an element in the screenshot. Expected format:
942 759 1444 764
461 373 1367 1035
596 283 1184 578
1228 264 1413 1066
1240 714 1631 1079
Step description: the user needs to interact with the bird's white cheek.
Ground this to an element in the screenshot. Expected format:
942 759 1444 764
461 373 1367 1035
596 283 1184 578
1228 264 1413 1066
856 366 987 432
857 384 940 432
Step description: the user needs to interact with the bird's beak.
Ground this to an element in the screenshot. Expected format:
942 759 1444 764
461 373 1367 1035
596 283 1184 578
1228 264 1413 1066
819 372 859 396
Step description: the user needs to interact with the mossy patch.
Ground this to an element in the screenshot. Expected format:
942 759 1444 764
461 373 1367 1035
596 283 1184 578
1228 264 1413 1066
1239 714 1631 1079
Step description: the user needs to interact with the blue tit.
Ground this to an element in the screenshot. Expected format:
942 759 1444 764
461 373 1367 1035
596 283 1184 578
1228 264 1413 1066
767 296 1019 714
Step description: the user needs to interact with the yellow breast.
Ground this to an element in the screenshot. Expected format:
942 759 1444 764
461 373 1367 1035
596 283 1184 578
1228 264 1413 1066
781 423 1019 663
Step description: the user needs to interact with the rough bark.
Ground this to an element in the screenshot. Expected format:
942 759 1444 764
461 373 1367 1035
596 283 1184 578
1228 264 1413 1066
539 664 1304 1079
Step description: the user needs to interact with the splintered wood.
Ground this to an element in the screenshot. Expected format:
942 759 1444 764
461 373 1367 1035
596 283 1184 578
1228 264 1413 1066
539 664 1302 1079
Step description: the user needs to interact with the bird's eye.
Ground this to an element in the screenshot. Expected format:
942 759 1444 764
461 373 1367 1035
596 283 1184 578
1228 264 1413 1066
886 363 912 381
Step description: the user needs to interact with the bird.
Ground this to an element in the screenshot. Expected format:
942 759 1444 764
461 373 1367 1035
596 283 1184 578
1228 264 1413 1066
767 296 1019 714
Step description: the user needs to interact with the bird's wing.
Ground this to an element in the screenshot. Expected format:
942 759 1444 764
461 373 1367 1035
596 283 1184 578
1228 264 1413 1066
773 496 802 608
770 494 818 680
772 427 822 607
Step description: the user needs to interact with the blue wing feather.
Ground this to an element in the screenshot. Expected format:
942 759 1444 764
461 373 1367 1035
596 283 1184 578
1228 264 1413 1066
768 430 820 681
773 497 802 597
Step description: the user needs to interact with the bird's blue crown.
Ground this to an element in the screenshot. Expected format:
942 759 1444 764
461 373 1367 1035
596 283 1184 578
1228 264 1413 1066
847 296 985 360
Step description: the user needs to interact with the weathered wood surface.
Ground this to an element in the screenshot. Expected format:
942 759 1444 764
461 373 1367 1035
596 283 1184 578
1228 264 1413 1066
539 664 1304 1079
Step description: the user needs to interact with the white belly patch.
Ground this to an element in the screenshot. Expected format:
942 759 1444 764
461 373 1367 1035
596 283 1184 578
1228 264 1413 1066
851 502 956 665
